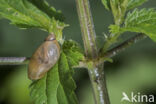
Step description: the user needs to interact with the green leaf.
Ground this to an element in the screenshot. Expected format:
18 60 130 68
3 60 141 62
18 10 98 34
109 24 121 34
30 41 84 104
110 9 156 42
127 0 148 10
62 40 84 67
108 0 148 25
110 0 129 25
28 0 64 22
124 9 156 27
30 75 48 104
0 0 66 34
103 0 148 11
101 0 110 10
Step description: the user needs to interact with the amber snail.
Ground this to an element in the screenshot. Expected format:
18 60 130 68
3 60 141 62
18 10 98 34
28 34 60 80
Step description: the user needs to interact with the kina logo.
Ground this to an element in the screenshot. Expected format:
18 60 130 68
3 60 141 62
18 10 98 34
121 92 155 103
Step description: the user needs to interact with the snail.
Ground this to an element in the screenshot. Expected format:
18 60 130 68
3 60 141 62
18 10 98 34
28 34 60 80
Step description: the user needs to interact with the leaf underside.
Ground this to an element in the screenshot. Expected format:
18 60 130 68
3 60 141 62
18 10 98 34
110 8 156 42
127 0 148 10
30 41 84 104
101 0 110 10
101 0 148 11
0 0 65 33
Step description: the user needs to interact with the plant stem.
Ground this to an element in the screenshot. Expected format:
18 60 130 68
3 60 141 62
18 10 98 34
75 0 98 58
75 0 110 104
103 33 146 58
0 57 29 65
101 33 120 53
88 64 110 104
0 34 146 67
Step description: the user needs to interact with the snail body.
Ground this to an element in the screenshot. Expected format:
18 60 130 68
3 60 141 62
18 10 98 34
28 34 60 80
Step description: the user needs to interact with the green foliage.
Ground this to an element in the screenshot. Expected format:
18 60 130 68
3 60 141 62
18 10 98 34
101 0 110 10
124 8 156 27
101 0 149 25
28 0 65 21
110 9 156 42
0 0 155 103
0 0 66 36
62 40 84 67
30 41 84 104
109 25 121 34
124 8 156 41
0 1 85 103
101 0 148 11
30 75 47 104
109 0 129 25
127 0 148 10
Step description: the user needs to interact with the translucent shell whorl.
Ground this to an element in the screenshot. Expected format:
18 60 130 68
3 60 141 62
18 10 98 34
28 34 60 80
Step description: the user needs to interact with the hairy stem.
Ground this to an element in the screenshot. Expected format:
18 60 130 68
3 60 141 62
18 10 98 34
88 64 110 104
75 0 98 58
0 57 29 65
75 0 110 104
103 33 146 58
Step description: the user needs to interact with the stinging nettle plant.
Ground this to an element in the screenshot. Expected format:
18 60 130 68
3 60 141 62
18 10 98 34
0 0 156 104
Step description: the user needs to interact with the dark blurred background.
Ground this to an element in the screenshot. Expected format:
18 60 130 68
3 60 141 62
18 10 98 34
0 0 156 104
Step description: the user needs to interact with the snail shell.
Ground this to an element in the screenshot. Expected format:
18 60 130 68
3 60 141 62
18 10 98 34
28 34 60 80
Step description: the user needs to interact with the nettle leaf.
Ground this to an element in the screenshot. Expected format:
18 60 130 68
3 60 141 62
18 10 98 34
101 0 110 10
124 9 156 27
0 0 66 33
109 0 130 25
109 24 121 34
62 40 84 67
110 9 156 42
127 0 148 10
102 0 148 11
28 0 64 21
30 41 84 104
